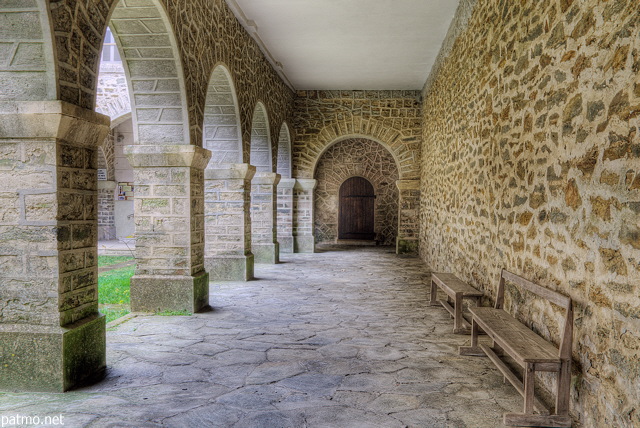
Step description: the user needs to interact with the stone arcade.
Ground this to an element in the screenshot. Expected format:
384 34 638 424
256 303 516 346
0 1 638 427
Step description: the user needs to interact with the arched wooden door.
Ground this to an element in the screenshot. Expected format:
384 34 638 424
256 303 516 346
339 177 375 240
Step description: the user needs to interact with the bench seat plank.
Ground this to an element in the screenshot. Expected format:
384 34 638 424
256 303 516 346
432 273 483 297
469 307 560 365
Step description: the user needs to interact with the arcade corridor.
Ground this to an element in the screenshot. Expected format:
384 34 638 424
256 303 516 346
0 247 521 427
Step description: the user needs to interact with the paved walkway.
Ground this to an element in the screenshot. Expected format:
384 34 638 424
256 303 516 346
1 246 522 427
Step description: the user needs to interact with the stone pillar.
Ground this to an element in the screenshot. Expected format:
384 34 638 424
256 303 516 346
251 172 281 263
97 180 117 240
0 101 110 392
277 178 296 253
124 145 211 313
293 179 317 253
396 179 420 255
204 163 255 281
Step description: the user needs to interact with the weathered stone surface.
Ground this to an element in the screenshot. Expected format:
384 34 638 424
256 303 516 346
314 138 399 246
0 247 525 425
421 1 640 426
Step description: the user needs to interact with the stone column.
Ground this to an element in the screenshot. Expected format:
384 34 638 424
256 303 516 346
277 178 296 253
97 180 117 240
204 163 255 281
293 179 317 253
396 179 420 255
0 101 110 392
124 145 211 313
251 172 281 263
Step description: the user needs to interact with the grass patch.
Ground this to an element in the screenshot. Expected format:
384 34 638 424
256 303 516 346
99 265 134 323
156 310 192 316
98 255 134 268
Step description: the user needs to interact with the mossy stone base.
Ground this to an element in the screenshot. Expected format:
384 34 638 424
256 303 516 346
253 243 279 264
396 237 419 255
130 271 209 312
0 314 106 392
294 236 315 253
206 254 254 281
278 236 294 253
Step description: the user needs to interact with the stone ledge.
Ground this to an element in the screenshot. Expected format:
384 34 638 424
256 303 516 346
277 178 296 189
130 271 209 312
252 172 281 186
125 145 212 169
294 179 317 191
205 163 256 180
0 101 110 146
396 179 420 191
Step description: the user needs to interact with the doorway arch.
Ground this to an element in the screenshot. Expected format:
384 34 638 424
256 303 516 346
339 177 376 241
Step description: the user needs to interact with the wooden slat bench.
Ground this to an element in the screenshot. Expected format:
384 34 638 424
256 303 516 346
430 272 483 334
459 269 573 427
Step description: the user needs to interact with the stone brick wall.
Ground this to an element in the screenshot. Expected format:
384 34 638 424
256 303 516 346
45 0 294 162
314 139 399 246
421 1 640 426
0 1 55 102
292 90 422 180
95 62 130 120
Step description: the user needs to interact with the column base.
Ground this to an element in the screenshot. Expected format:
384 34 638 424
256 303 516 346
396 237 419 255
0 315 106 392
278 236 294 253
206 254 254 281
130 271 209 313
294 236 315 253
253 243 280 264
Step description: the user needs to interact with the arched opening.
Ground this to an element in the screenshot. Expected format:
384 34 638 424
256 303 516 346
276 123 292 178
250 103 279 264
314 138 399 246
276 123 295 252
339 177 376 241
202 65 252 281
203 65 242 166
249 103 272 171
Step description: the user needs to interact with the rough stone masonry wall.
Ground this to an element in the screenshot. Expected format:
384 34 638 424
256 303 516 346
292 90 422 180
314 139 399 246
421 1 640 426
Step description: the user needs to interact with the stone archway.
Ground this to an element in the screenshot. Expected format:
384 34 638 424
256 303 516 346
249 103 280 264
202 65 254 281
314 138 399 246
276 123 295 253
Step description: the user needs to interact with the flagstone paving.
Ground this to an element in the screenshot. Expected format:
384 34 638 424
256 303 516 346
0 246 523 427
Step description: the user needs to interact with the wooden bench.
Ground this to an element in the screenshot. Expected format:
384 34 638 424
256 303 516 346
459 269 573 427
430 272 483 334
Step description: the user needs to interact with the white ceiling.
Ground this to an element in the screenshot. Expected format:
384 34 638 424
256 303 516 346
227 0 460 90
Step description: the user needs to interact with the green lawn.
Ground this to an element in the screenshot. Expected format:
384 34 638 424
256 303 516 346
98 255 134 268
98 256 134 323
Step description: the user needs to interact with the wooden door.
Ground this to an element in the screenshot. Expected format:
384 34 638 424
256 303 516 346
339 177 375 240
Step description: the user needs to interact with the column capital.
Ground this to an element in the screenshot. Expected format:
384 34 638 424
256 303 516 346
252 171 281 186
124 145 211 169
277 178 296 189
205 163 256 180
0 100 110 147
294 178 317 191
396 179 420 191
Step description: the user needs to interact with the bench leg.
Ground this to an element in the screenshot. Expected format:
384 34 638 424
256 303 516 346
453 292 464 334
556 360 571 415
523 363 535 414
459 318 484 356
429 280 439 306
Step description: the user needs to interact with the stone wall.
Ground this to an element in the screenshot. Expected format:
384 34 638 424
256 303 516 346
421 1 640 426
314 139 399 246
292 90 422 180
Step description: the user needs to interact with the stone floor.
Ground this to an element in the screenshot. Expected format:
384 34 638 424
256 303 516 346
0 246 525 427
